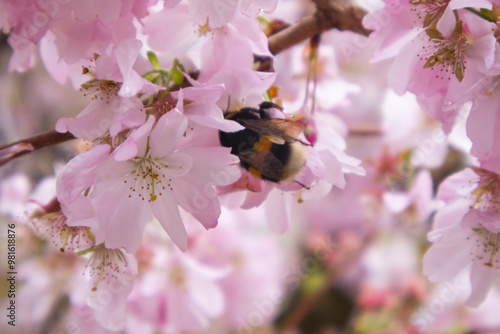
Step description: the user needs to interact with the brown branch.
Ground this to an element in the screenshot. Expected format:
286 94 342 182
268 0 370 55
0 130 75 168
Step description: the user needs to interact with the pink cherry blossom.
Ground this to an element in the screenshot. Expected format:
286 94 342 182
0 173 30 216
33 203 95 253
128 225 229 332
55 38 163 140
190 208 286 330
383 169 439 224
365 0 498 133
84 246 138 331
198 12 274 106
57 109 240 252
180 0 278 29
466 77 500 174
170 82 244 132
142 3 199 68
8 0 500 332
423 167 500 306
2 0 156 86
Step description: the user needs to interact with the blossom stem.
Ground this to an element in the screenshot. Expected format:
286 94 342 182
267 0 369 55
0 130 76 168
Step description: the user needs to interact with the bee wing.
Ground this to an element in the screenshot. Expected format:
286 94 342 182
264 134 285 145
239 119 305 142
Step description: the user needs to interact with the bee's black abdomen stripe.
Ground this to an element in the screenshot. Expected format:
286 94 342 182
270 142 290 165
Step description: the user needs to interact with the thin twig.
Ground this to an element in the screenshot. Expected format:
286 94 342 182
0 130 75 167
268 0 369 55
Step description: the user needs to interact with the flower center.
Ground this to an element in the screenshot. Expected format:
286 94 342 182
418 22 469 81
470 227 500 268
410 0 450 27
34 212 94 253
85 245 128 291
471 167 500 210
80 77 121 101
126 155 174 202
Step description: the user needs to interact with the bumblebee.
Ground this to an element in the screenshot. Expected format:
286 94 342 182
219 102 308 184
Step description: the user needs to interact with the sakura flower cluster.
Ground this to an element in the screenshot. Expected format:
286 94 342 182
365 0 500 311
424 167 500 307
0 0 368 332
364 0 500 173
6 0 500 333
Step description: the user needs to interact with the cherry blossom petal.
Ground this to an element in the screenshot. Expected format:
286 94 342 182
91 178 152 252
229 10 271 55
150 191 188 251
240 182 273 209
149 111 188 157
181 147 240 185
466 262 499 307
363 0 421 62
115 39 145 97
239 0 278 17
265 189 289 233
187 276 225 318
143 5 197 54
423 224 473 282
432 198 470 231
174 180 220 229
55 99 114 140
8 34 36 72
87 255 136 331
113 117 155 161
467 94 500 174
72 0 122 25
166 287 208 330
319 150 346 189
462 209 500 234
61 195 98 230
188 0 238 28
106 96 145 137
200 24 254 80
436 168 479 202
173 84 245 132
162 152 194 177
56 145 111 204
164 0 182 8
52 16 94 64
383 191 410 214
448 0 493 10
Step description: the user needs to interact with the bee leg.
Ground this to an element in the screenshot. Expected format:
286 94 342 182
295 180 311 189
294 138 313 147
